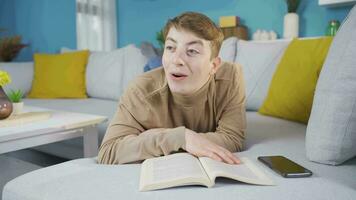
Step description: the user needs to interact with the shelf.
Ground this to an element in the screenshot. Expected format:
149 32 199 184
319 0 356 7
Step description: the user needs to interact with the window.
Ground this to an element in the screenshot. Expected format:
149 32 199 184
76 0 117 51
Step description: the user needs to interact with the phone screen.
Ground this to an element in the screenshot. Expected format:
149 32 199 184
258 156 312 178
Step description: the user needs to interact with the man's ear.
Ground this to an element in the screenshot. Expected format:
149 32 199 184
210 56 221 74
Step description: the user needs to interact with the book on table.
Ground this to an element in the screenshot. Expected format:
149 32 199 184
139 153 274 191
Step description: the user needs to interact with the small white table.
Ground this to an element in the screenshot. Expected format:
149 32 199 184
0 106 107 157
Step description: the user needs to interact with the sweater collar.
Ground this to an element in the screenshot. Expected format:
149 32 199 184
170 75 213 107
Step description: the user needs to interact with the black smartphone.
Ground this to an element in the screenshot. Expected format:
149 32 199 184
258 155 313 178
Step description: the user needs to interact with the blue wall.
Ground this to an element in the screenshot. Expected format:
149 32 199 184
0 0 76 61
0 0 353 61
118 0 352 47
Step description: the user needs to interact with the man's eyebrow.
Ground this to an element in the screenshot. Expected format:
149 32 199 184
187 40 204 46
166 37 177 43
166 37 204 46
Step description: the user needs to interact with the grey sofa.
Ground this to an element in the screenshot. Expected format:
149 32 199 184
2 112 356 200
2 5 356 199
3 38 356 200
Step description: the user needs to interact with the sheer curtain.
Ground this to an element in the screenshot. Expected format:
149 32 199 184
76 0 117 51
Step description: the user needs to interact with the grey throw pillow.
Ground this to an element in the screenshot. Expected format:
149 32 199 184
306 5 356 165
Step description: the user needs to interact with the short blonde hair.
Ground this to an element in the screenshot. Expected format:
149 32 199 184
162 12 224 59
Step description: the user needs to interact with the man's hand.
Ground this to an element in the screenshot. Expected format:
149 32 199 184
184 129 240 164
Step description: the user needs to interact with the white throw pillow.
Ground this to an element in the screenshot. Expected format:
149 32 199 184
219 37 238 63
86 44 148 100
0 62 33 96
234 39 291 111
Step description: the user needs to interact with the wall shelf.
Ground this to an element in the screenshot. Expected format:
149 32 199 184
319 0 356 7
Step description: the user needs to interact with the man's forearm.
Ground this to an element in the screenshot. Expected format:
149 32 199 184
98 127 186 164
199 130 244 152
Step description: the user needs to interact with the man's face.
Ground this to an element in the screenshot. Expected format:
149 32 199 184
162 27 220 95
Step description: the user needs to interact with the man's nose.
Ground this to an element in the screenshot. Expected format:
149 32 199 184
172 50 185 66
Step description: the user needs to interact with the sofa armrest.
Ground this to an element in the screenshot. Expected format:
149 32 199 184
0 62 34 96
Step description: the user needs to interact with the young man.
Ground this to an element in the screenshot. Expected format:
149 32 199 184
98 12 246 165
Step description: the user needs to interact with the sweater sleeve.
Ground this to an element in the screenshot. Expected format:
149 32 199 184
200 63 246 152
97 86 186 165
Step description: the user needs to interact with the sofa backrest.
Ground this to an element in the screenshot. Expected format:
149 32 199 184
219 37 324 111
0 62 33 96
219 38 291 111
85 44 148 100
0 44 148 101
2 38 323 105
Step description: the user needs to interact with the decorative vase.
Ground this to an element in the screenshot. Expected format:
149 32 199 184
0 86 13 119
12 102 24 115
283 12 299 39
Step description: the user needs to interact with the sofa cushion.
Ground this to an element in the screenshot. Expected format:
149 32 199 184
86 44 148 100
0 62 33 95
306 5 356 165
259 37 333 124
28 51 89 98
3 112 356 200
234 39 290 111
219 37 238 63
85 49 124 100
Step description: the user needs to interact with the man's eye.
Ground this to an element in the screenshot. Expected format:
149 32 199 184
187 49 199 56
165 46 174 51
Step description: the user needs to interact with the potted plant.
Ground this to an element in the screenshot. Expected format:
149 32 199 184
0 70 13 119
7 89 24 115
283 0 301 39
0 29 28 62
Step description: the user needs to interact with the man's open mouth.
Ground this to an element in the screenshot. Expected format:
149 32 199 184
170 73 188 80
171 73 187 78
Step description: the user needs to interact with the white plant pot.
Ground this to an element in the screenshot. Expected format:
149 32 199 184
12 102 24 115
283 12 299 39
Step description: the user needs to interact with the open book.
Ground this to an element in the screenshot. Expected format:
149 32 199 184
139 153 274 191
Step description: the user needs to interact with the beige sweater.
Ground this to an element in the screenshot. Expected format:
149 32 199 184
97 62 246 164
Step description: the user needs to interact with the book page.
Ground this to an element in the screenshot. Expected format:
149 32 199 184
199 156 274 186
140 153 212 191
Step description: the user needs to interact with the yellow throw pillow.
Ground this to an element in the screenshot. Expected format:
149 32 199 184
258 37 333 124
28 50 89 98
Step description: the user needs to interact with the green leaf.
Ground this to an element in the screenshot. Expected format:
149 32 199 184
285 0 301 13
7 89 24 103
